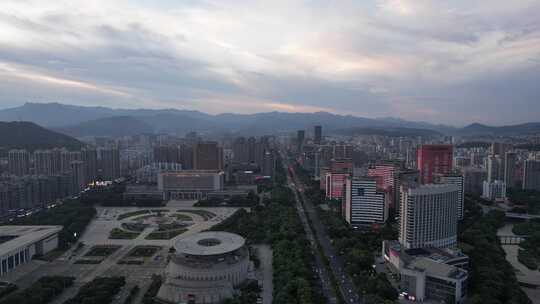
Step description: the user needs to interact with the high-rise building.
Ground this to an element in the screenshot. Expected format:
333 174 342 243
344 177 386 225
180 145 194 170
491 142 512 156
395 169 420 215
399 183 459 249
504 152 518 189
232 137 250 163
81 148 98 184
99 148 121 181
436 173 465 220
34 150 56 176
368 163 398 208
194 142 223 170
523 159 540 191
261 150 275 177
333 145 353 159
417 145 453 184
483 180 506 201
296 130 305 152
60 150 81 173
70 161 86 194
461 167 486 196
8 150 30 176
314 125 322 144
153 146 181 164
487 154 503 183
325 172 350 200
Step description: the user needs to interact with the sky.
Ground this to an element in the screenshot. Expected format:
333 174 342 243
0 0 539 126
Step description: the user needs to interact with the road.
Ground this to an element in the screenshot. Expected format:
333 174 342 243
287 164 361 304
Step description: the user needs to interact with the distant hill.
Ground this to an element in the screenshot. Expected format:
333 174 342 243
0 103 454 135
458 122 540 136
0 121 83 151
2 102 538 137
57 116 154 137
333 127 441 137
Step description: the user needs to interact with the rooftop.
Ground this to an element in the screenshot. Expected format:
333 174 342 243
174 231 245 256
0 225 63 257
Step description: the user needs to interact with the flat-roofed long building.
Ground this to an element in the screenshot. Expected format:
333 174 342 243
158 170 224 200
0 225 62 276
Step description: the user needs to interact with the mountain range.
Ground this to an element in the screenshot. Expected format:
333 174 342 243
0 102 539 137
0 121 83 151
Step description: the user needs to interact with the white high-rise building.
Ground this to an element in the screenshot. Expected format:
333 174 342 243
399 183 459 249
344 177 386 225
482 180 506 201
436 173 465 220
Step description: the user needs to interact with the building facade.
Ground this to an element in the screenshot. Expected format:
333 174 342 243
417 145 453 184
399 184 459 249
344 177 386 225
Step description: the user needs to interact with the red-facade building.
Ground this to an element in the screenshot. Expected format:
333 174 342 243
417 145 453 184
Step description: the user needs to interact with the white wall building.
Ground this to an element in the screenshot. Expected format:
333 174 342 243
344 177 387 225
0 226 62 276
482 180 506 201
399 184 459 249
436 174 465 220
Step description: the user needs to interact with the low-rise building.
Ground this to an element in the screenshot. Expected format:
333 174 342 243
382 240 468 304
0 225 63 276
158 170 224 200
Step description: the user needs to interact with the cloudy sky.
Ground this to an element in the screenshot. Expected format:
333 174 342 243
0 0 539 125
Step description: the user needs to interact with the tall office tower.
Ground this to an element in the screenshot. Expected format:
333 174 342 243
70 161 86 194
417 144 453 184
333 145 353 159
523 159 540 191
153 146 181 164
81 148 98 184
325 172 350 200
436 173 465 220
261 150 275 177
487 155 503 182
314 125 322 144
99 148 121 181
232 137 250 163
34 150 55 176
368 163 398 208
8 150 30 176
179 145 194 170
344 177 386 225
395 169 420 215
193 141 223 170
462 167 487 196
504 152 518 189
247 137 257 163
297 130 305 152
399 183 459 249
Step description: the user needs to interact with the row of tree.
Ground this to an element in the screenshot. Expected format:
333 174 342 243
64 276 125 304
459 198 531 304
210 157 325 304
293 162 397 303
0 276 74 304
12 199 96 250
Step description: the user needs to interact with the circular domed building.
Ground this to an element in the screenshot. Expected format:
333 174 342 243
156 231 250 304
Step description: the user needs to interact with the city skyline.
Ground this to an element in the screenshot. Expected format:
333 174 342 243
0 1 539 125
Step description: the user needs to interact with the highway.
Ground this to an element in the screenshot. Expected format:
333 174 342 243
287 171 338 303
286 163 361 304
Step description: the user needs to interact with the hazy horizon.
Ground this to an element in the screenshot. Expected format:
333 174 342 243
0 1 539 125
